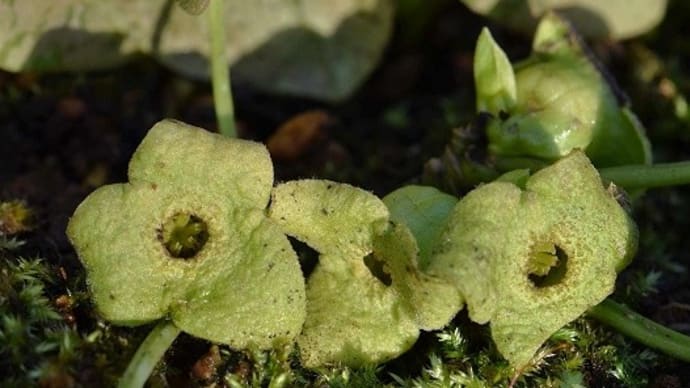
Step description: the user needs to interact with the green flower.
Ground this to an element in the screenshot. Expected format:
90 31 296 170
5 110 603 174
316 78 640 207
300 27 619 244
67 119 306 349
269 180 461 368
474 13 651 167
428 151 638 367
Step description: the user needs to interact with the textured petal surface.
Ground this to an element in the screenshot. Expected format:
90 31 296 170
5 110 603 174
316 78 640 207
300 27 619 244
429 182 520 324
67 183 200 324
271 180 463 367
129 119 274 208
429 151 637 367
172 210 306 348
69 120 307 348
373 223 463 330
297 255 418 368
269 180 389 257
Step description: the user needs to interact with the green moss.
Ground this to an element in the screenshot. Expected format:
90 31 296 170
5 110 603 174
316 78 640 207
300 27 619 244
0 254 77 386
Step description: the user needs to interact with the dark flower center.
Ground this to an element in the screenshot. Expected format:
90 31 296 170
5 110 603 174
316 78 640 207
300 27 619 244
527 242 568 288
160 213 209 259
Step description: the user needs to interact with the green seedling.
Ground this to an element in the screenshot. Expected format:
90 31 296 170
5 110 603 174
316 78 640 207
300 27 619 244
269 180 461 368
67 119 306 387
474 13 651 167
426 151 638 367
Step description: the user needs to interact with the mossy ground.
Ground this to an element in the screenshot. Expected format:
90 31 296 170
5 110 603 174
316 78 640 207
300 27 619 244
1 1 689 386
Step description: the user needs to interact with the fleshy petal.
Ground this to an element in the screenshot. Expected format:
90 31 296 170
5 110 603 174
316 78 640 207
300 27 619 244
297 255 418 368
373 223 463 330
69 119 307 349
271 180 464 367
171 210 306 348
67 183 195 324
129 119 274 208
428 181 520 325
269 180 389 257
429 151 637 367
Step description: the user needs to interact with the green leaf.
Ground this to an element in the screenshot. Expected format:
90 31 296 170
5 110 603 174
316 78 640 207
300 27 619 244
427 151 638 367
382 185 458 269
269 180 462 367
461 0 667 39
222 0 394 101
585 106 652 168
129 120 274 208
0 0 393 101
67 119 306 349
474 28 517 113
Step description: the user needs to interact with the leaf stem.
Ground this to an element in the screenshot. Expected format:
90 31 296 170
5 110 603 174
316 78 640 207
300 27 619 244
208 0 236 137
588 298 690 362
599 161 690 189
118 320 181 388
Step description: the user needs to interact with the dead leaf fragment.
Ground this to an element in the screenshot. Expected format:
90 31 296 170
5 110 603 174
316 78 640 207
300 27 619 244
267 110 332 161
191 345 221 382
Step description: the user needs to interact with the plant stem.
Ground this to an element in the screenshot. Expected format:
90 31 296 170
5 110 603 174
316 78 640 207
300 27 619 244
599 161 690 189
494 158 690 189
118 320 181 388
588 298 690 362
208 0 236 137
